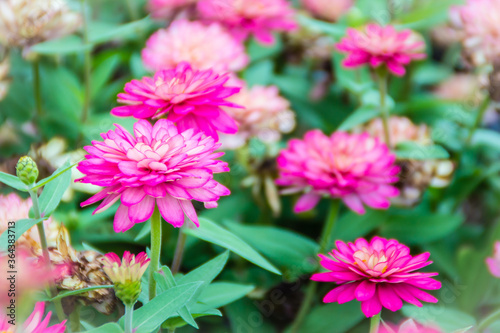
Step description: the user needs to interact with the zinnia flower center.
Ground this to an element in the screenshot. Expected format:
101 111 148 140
353 248 389 275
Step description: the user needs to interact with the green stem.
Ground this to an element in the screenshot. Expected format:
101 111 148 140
149 206 162 300
69 303 81 332
369 312 381 333
28 190 66 322
32 61 42 117
377 69 392 148
467 95 490 144
478 308 500 332
81 0 91 125
125 303 134 333
171 228 187 275
290 200 340 333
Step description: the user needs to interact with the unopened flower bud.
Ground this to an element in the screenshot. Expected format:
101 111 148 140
16 156 39 185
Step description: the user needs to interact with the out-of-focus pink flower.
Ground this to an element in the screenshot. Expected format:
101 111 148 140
147 0 196 19
76 119 230 232
197 0 297 45
378 319 442 333
276 130 400 214
1 302 66 333
301 0 353 22
142 20 249 73
312 236 442 318
221 81 295 149
336 24 426 76
0 193 59 255
101 251 150 285
111 62 240 140
486 241 500 278
450 0 500 66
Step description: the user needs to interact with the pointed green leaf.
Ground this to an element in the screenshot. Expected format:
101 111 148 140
0 171 28 192
183 219 281 275
32 160 76 189
0 218 47 253
49 285 114 302
198 282 254 309
38 161 72 216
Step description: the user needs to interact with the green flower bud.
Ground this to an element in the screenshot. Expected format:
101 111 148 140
114 280 141 306
16 156 38 185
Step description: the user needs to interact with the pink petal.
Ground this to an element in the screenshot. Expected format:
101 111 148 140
128 196 155 223
157 195 185 227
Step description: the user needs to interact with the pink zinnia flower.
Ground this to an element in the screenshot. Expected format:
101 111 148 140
276 130 400 214
142 20 249 73
336 24 426 76
1 302 66 333
301 0 353 22
197 0 297 45
486 241 500 278
312 237 442 318
147 0 196 19
378 319 442 333
101 251 150 285
76 119 230 232
450 0 500 66
111 62 240 140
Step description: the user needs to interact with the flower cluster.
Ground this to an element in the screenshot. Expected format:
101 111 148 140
276 130 400 214
312 236 441 317
77 119 230 232
142 19 249 73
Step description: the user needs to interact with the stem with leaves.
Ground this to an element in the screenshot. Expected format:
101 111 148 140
290 200 341 333
149 206 162 300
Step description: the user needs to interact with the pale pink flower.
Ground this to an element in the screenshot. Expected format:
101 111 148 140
111 62 240 140
276 130 400 214
221 82 295 149
301 0 353 22
101 251 150 285
486 241 500 278
142 20 249 73
450 0 500 66
147 0 196 19
378 319 442 333
76 119 230 232
337 24 426 76
312 237 441 318
197 0 297 45
1 302 66 333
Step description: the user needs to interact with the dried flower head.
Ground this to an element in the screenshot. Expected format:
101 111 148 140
312 236 441 317
337 24 426 76
76 119 231 232
0 0 81 53
276 130 400 214
197 0 297 45
142 20 249 73
0 302 66 333
111 62 241 140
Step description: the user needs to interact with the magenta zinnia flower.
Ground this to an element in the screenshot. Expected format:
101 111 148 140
378 319 442 333
111 62 240 140
276 130 400 214
76 119 230 232
197 0 297 45
486 241 500 278
312 237 442 318
0 302 66 333
142 20 248 73
336 24 426 76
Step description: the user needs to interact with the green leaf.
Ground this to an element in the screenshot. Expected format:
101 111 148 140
82 323 124 333
38 160 72 216
33 160 76 189
380 213 463 244
88 17 154 44
395 141 450 160
184 218 281 275
337 106 379 131
361 89 395 110
0 218 46 253
49 285 114 301
401 305 476 332
224 222 318 276
198 282 254 309
297 14 346 38
162 310 222 330
131 282 203 333
300 301 364 333
177 251 229 293
333 209 387 243
31 35 91 55
91 54 121 99
0 171 29 192
471 129 500 151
